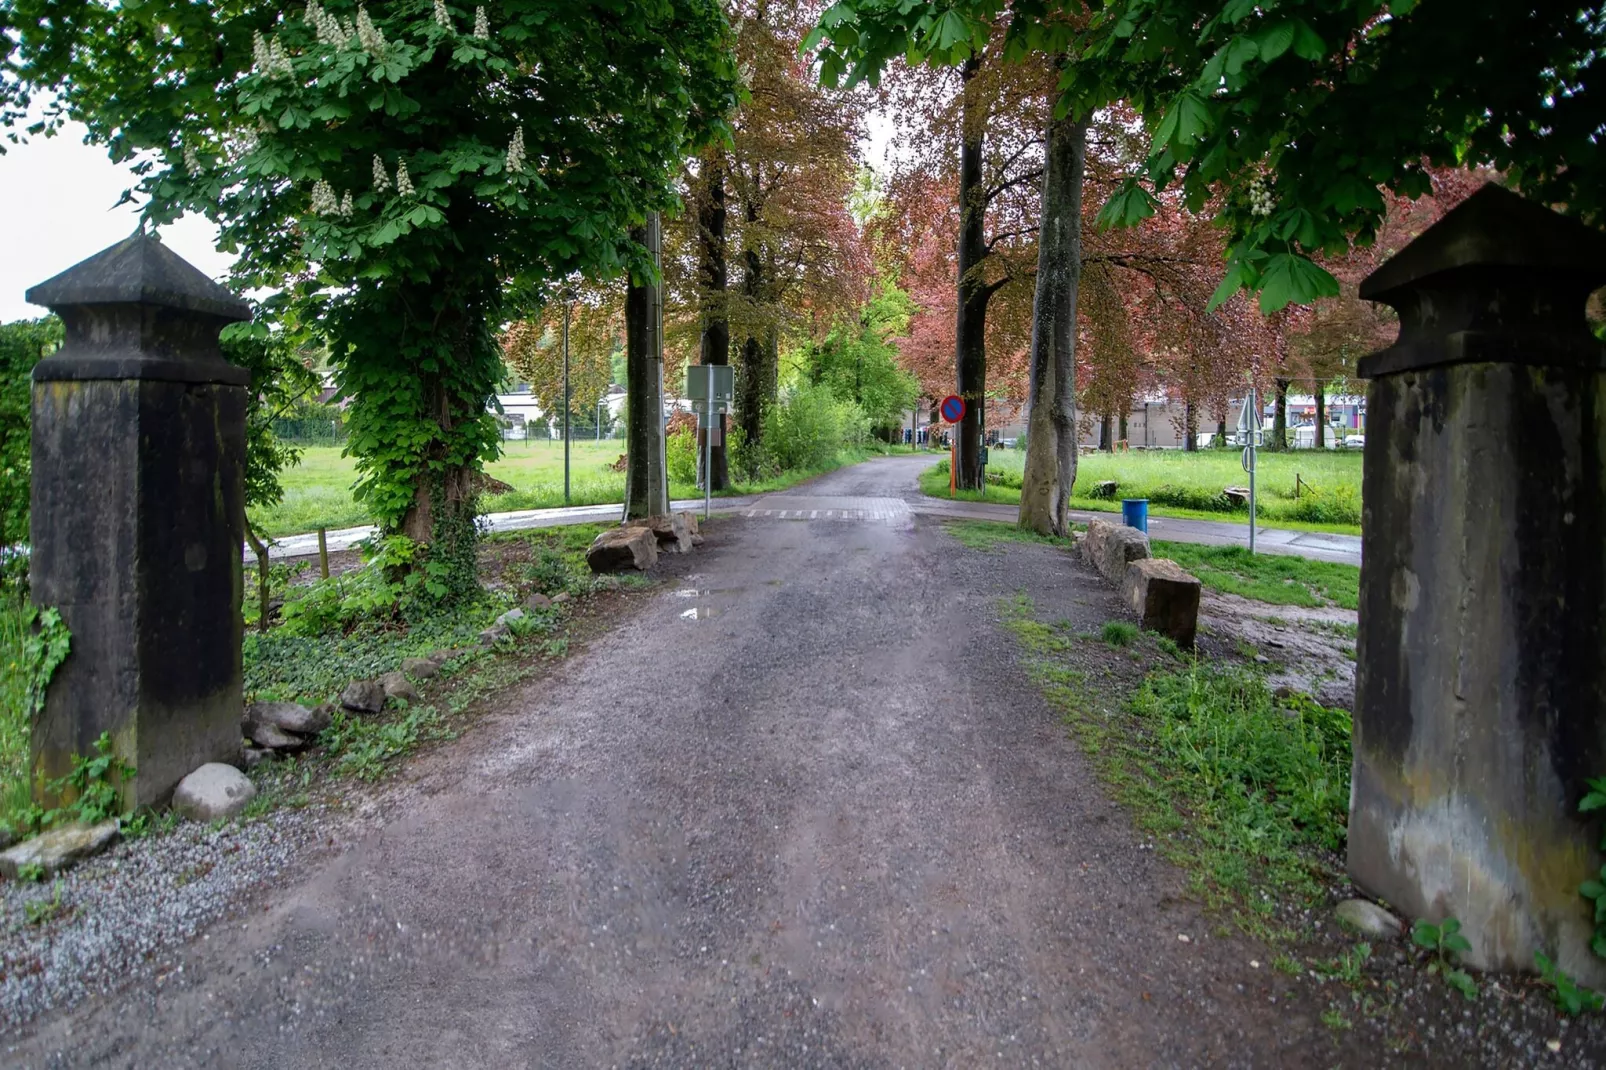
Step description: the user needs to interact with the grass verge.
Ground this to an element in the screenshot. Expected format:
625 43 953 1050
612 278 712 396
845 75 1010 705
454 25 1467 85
1000 592 1351 934
918 451 1363 536
1152 541 1359 610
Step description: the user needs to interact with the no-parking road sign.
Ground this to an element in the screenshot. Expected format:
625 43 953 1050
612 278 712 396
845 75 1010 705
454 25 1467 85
940 394 965 423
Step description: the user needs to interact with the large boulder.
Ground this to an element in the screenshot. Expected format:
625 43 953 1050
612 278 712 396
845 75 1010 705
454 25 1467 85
244 701 330 739
1121 557 1202 648
173 763 258 822
624 512 696 554
587 525 660 573
0 821 120 879
1079 517 1151 586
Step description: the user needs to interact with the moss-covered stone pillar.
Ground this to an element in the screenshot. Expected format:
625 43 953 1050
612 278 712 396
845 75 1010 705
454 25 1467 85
1350 184 1606 983
27 233 251 810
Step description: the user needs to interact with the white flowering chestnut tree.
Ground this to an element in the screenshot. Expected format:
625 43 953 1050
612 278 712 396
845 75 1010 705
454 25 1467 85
3 0 738 595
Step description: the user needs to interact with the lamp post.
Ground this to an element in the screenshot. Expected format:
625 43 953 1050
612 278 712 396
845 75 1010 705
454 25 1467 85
597 396 605 442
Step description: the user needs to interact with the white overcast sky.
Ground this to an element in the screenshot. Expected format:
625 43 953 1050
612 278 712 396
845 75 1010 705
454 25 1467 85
0 120 233 322
1 112 899 324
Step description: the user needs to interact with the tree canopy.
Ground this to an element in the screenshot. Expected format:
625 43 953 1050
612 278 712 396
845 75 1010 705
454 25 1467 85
808 0 1606 311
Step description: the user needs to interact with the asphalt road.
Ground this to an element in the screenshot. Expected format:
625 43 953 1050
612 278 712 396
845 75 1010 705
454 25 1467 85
24 460 1319 1067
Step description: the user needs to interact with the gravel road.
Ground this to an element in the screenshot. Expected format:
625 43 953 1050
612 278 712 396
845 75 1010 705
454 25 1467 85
0 460 1446 1066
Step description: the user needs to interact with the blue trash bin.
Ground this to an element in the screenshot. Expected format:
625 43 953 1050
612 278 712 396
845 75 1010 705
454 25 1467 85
1121 498 1149 533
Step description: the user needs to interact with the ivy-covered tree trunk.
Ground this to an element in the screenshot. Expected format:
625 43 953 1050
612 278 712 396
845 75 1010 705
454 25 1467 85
954 57 988 492
735 201 773 457
698 155 731 490
1118 411 1128 444
1019 115 1087 536
338 283 500 598
1184 398 1198 451
625 219 669 519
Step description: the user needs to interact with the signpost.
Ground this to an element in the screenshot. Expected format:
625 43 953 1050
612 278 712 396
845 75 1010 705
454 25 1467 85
1236 388 1261 554
687 364 735 520
940 394 965 497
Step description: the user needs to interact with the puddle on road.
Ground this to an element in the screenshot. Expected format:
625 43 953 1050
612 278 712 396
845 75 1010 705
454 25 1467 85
679 606 721 620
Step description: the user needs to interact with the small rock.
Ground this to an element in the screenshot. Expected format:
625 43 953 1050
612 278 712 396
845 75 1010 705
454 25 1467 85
340 678 386 714
1254 654 1271 665
173 763 257 822
243 720 310 752
495 608 525 627
1335 898 1403 939
477 624 509 648
380 670 421 704
401 656 441 680
1272 685 1299 701
244 700 330 737
690 533 705 547
551 592 571 605
0 824 15 851
0 821 120 879
524 592 552 611
241 746 276 770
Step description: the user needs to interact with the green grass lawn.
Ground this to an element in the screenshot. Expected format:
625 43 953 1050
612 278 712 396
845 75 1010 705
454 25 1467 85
919 447 1363 535
254 439 907 538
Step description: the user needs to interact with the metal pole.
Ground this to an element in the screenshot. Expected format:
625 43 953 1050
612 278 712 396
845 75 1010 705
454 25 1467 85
562 296 571 505
1248 386 1257 554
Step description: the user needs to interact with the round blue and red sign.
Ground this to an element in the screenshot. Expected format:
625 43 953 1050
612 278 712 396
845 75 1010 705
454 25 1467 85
940 394 966 423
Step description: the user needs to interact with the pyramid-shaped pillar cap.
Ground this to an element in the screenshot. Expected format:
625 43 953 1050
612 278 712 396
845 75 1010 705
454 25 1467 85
1360 183 1606 306
27 231 251 322
1357 184 1606 377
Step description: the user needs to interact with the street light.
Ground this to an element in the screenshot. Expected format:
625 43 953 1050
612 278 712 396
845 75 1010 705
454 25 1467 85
597 396 606 442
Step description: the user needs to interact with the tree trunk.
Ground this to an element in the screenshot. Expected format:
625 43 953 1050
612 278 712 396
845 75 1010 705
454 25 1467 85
735 198 772 461
625 216 668 518
1216 414 1227 446
697 155 730 490
243 522 271 635
1099 413 1112 451
1271 378 1290 451
1018 115 1088 536
1314 380 1327 448
1118 411 1128 445
954 57 988 491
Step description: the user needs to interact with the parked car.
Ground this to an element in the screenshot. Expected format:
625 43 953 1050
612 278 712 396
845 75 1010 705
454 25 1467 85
1345 434 1366 449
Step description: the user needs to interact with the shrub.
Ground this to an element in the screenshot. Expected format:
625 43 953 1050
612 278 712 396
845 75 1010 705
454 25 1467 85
761 382 868 472
1288 483 1362 526
0 317 63 581
666 423 699 485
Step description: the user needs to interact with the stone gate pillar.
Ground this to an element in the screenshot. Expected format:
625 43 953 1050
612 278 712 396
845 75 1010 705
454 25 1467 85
27 233 251 810
1350 184 1606 983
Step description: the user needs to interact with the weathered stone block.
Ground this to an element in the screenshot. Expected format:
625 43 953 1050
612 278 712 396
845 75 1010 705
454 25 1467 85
1120 558 1201 647
587 525 659 572
1079 517 1150 586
